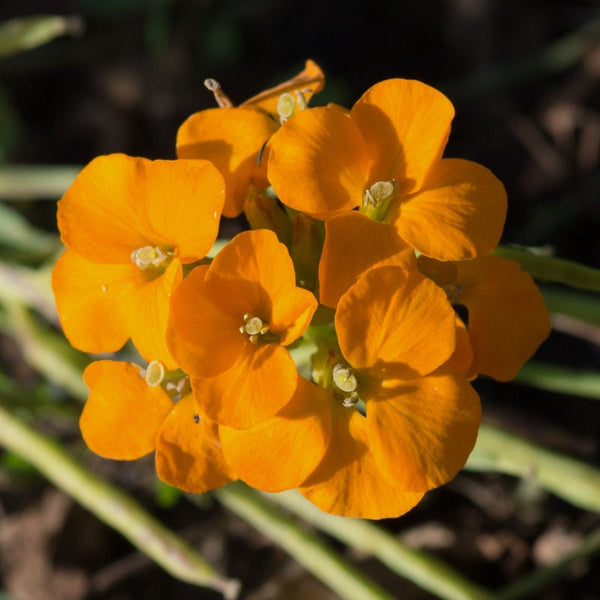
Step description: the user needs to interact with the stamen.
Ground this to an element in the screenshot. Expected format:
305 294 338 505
277 93 296 124
144 360 165 387
240 313 270 344
131 246 172 270
332 363 360 407
361 180 398 221
204 78 233 108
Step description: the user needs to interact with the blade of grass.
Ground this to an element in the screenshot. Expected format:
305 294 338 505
0 402 240 599
467 423 600 512
0 15 83 57
494 246 600 293
0 165 81 199
211 481 395 600
542 287 600 327
262 489 493 600
514 361 600 400
0 202 59 257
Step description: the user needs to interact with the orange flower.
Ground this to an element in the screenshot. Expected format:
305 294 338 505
418 254 551 381
177 59 324 217
167 229 318 429
268 79 507 261
80 360 234 493
52 154 225 368
333 265 481 493
217 264 480 517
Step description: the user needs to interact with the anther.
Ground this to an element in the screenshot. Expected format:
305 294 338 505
363 180 397 208
240 314 269 343
442 283 464 304
277 93 296 124
204 78 233 108
131 246 172 270
144 360 165 387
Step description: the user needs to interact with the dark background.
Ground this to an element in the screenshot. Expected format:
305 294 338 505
0 1 599 599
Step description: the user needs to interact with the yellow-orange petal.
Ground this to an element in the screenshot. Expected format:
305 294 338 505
336 266 456 379
219 377 331 492
191 343 298 429
58 154 158 263
52 249 131 353
80 361 173 460
177 107 278 217
299 407 424 519
122 258 181 369
155 394 235 494
456 256 551 381
442 317 476 378
242 59 325 116
142 159 225 262
319 211 411 308
365 372 481 492
390 158 507 261
268 106 371 217
167 265 247 378
351 79 454 195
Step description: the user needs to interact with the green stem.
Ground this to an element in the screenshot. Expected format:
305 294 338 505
494 246 600 293
0 402 239 599
496 526 600 600
541 287 600 326
212 481 395 600
263 489 493 600
467 423 600 512
514 361 600 400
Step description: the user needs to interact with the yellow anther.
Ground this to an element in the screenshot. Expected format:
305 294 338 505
277 93 297 124
363 180 397 208
131 245 171 270
240 314 271 344
333 363 358 394
144 360 165 387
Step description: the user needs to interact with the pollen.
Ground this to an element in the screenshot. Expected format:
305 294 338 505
131 245 172 270
239 313 270 343
362 180 398 221
277 93 297 124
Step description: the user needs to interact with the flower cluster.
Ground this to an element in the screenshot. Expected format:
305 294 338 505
52 60 550 518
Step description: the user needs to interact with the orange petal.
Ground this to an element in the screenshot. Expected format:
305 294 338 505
456 256 551 381
390 158 507 260
242 59 325 116
142 159 225 262
219 377 331 492
52 249 180 367
442 317 475 378
268 106 371 217
300 407 424 519
155 394 235 494
80 361 173 460
122 258 181 369
191 343 298 429
57 154 158 263
365 372 481 492
167 265 246 377
336 266 456 378
177 107 278 217
351 79 454 195
52 249 131 353
319 211 411 308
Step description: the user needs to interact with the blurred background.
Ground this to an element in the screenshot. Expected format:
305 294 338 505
0 1 599 599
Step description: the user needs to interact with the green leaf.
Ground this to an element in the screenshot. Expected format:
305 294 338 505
495 245 600 293
0 15 83 57
515 361 600 400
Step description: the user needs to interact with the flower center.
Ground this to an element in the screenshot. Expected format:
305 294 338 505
239 313 270 344
332 363 359 407
131 245 173 270
361 180 397 221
